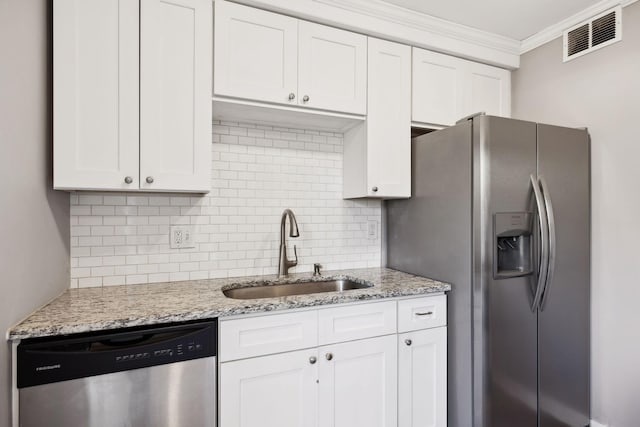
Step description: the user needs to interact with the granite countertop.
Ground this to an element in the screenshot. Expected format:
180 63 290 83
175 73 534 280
7 267 450 340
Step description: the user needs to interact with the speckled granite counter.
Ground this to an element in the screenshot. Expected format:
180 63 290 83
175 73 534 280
7 268 450 340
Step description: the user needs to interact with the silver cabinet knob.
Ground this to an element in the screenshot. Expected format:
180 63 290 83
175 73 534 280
325 353 333 361
146 176 154 184
309 356 317 364
124 176 133 184
303 95 310 103
288 93 296 101
372 186 378 192
405 339 412 346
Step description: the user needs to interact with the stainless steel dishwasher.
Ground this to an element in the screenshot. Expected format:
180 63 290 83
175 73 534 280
17 319 217 427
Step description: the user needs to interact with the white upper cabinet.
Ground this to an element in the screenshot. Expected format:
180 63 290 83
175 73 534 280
298 21 367 114
344 37 411 199
464 61 511 120
140 0 212 192
54 0 211 193
412 47 510 126
412 49 464 127
213 1 367 116
213 1 298 105
53 0 140 191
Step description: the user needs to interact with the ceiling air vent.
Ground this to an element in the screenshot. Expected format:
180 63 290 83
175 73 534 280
563 6 622 62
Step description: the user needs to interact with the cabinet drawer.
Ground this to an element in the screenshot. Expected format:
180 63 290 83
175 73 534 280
220 311 318 361
398 295 447 332
319 301 397 345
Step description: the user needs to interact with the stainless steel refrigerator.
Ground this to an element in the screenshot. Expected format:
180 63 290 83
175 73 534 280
386 115 590 427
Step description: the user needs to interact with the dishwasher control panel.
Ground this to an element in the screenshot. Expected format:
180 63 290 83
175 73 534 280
17 319 217 388
114 339 206 362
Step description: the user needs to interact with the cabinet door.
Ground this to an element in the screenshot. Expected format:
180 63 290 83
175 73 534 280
319 335 397 427
53 0 139 190
298 22 367 115
463 61 511 119
214 1 298 106
220 349 318 427
140 0 212 192
366 38 411 198
412 48 464 126
398 328 447 427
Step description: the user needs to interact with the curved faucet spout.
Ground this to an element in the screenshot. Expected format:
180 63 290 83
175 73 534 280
281 209 299 239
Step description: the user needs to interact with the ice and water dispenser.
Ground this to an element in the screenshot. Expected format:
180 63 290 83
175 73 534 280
493 212 534 279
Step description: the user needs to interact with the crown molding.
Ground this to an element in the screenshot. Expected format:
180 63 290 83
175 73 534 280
314 0 521 56
521 0 638 53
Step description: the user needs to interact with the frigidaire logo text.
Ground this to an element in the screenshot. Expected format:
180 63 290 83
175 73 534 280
36 364 61 371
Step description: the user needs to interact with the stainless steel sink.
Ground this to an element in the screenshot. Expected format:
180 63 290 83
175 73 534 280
222 279 372 300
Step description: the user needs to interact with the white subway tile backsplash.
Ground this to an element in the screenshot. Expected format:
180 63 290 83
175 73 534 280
70 121 381 288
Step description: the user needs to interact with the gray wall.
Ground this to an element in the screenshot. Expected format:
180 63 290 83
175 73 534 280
0 1 70 426
512 3 640 426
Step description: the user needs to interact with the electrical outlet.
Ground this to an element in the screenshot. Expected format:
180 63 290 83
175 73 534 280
367 220 378 240
170 225 195 249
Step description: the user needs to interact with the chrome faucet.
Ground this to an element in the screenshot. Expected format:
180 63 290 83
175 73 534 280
278 209 299 278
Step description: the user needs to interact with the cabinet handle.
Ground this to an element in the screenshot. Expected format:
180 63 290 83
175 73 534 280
325 353 333 361
405 339 412 346
415 311 434 316
372 186 378 192
309 356 317 364
146 176 154 184
288 93 296 101
303 95 310 103
124 176 133 184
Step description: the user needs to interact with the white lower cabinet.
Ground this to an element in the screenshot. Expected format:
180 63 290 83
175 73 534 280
219 296 447 427
219 349 318 427
319 335 398 427
398 327 448 427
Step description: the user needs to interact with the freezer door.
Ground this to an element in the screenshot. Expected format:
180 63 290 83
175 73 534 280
537 124 590 427
472 115 538 427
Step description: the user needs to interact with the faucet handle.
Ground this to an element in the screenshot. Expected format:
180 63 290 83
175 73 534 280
291 245 298 267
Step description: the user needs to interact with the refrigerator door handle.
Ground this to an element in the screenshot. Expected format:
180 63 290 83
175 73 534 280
538 176 556 311
530 174 549 312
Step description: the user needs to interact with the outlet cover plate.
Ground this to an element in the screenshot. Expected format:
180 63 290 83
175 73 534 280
170 225 195 249
367 220 378 240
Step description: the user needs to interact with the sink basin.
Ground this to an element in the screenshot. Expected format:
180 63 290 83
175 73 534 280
222 279 372 300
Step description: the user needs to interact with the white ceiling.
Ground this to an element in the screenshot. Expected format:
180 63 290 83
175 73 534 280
381 0 605 40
